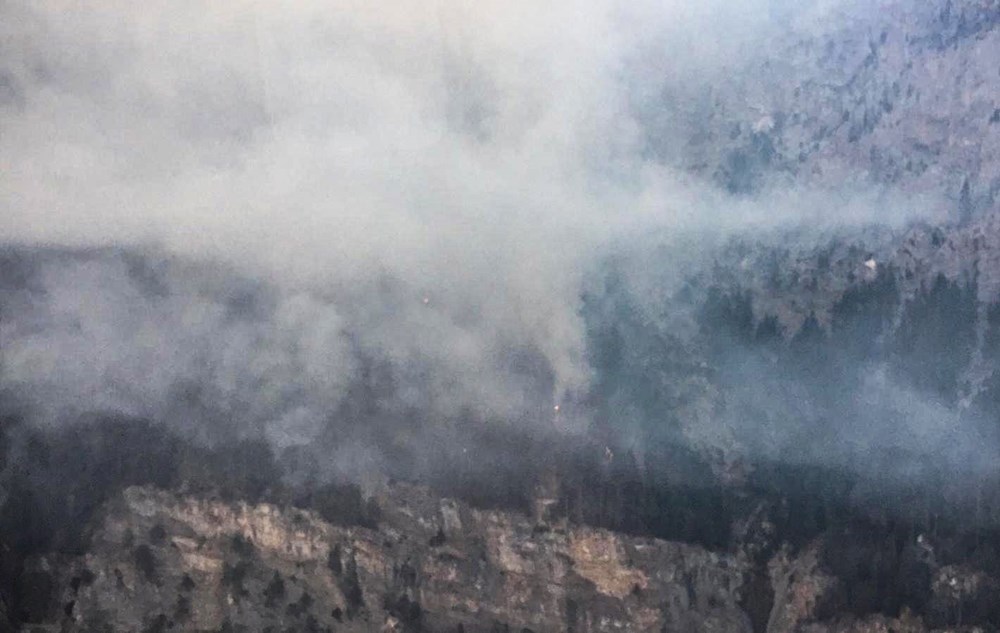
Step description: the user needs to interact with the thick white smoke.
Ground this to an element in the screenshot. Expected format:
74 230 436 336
0 0 936 451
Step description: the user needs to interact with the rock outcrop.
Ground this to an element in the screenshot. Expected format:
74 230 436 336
22 484 753 633
18 482 1000 633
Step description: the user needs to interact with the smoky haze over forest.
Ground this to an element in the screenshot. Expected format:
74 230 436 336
0 0 993 536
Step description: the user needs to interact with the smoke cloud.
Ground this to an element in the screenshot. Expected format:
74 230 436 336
0 0 950 484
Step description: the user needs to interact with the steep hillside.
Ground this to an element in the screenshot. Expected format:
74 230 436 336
3 1 1000 632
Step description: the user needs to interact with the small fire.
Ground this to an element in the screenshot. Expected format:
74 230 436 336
553 405 560 413
422 296 430 305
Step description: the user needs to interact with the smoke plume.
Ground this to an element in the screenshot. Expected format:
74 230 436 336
0 0 958 489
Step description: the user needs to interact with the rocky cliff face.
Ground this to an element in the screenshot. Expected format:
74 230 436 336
23 484 752 633
13 482 1000 633
11 478 998 633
